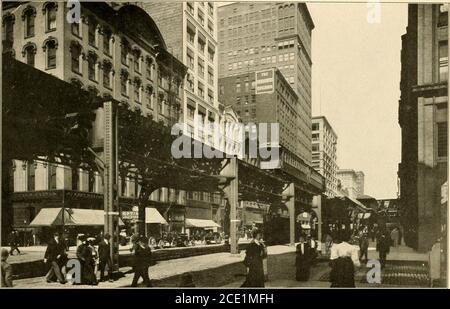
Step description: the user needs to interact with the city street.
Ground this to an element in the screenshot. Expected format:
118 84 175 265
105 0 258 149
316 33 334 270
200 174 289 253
11 242 429 288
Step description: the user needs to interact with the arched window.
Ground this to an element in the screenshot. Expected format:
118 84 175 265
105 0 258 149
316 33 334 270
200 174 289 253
145 85 154 109
87 51 98 81
102 60 113 89
88 16 98 47
132 47 141 73
22 6 36 38
2 13 15 43
121 38 130 66
22 43 37 67
102 27 112 55
43 2 57 32
70 41 82 73
42 37 58 69
120 69 129 96
134 77 142 103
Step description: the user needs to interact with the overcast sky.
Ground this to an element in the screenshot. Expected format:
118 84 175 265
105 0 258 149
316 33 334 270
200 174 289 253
309 3 408 199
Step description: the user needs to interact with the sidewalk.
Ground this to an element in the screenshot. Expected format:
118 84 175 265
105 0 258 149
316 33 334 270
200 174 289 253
12 244 295 288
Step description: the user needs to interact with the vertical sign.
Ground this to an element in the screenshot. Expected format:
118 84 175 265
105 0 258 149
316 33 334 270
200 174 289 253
104 101 119 271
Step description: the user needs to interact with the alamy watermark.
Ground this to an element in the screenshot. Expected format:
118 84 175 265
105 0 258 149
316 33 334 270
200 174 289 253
171 118 280 165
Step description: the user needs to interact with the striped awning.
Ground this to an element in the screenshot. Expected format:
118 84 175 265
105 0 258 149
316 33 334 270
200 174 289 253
30 208 124 226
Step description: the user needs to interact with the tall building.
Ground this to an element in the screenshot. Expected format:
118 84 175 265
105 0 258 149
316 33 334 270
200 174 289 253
141 2 219 146
219 68 301 159
312 116 338 197
217 2 314 164
1 2 229 241
398 4 448 252
336 169 364 200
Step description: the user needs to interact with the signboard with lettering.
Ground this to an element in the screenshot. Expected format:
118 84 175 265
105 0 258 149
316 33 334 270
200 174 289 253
255 69 275 94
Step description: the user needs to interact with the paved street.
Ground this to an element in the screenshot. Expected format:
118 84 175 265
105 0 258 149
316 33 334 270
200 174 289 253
11 242 429 288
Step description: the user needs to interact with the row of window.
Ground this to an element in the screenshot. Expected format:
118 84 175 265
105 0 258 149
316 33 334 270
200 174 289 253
186 24 216 63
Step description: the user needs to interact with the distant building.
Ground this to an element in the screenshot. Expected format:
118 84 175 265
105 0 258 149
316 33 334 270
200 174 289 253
311 116 338 197
398 4 448 252
355 171 365 197
336 169 365 199
217 2 314 165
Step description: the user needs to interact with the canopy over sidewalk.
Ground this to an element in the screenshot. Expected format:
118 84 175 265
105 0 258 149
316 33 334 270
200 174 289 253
30 208 124 226
185 218 221 228
145 207 168 224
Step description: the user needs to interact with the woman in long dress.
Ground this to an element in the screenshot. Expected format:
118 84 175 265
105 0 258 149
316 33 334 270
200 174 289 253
329 231 360 287
295 235 311 281
241 229 266 287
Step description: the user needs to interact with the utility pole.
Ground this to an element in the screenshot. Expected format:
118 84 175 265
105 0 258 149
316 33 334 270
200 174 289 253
104 101 119 271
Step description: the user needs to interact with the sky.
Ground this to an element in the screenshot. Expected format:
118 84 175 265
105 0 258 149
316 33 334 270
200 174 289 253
308 3 408 199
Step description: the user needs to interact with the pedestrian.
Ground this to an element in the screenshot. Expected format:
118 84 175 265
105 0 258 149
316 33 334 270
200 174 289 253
131 236 153 287
329 231 360 288
295 234 312 281
9 230 21 256
44 232 67 284
76 235 97 285
241 229 266 287
390 227 399 248
376 230 391 269
98 234 113 282
358 231 369 263
1 248 13 287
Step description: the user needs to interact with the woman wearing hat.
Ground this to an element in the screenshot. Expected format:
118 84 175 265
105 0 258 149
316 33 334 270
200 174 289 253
241 229 266 287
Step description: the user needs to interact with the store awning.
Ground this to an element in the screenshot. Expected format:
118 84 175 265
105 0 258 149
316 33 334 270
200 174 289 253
185 218 221 228
145 207 168 225
30 208 124 227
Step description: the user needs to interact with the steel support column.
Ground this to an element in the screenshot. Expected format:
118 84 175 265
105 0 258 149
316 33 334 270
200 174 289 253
283 183 295 246
221 157 239 254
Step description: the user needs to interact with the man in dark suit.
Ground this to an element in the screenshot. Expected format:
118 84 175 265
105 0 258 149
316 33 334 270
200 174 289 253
44 232 67 284
98 233 113 282
131 236 153 287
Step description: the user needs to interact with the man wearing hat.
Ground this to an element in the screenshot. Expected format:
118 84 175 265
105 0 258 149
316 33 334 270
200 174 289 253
131 236 153 287
1 248 13 287
44 232 67 284
98 233 113 282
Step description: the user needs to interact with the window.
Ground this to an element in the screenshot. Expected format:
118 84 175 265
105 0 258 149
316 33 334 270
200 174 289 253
120 70 129 96
146 57 153 80
439 4 448 27
312 123 319 131
187 48 194 69
146 86 154 109
88 171 95 192
133 49 141 73
44 38 57 69
23 44 36 67
439 41 448 82
44 2 57 31
70 42 82 73
236 83 241 93
312 133 319 141
49 164 57 190
312 144 319 152
208 89 214 104
437 122 448 157
88 18 97 47
198 10 204 26
208 45 215 62
103 28 112 55
187 73 194 91
71 20 81 37
198 58 205 77
208 20 214 35
208 3 214 16
208 66 214 85
3 14 14 43
134 78 142 103
187 23 195 45
187 102 195 119
88 52 97 81
103 61 112 89
23 7 36 38
198 82 204 97
198 36 206 54
27 162 35 191
187 2 194 15
121 39 130 66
